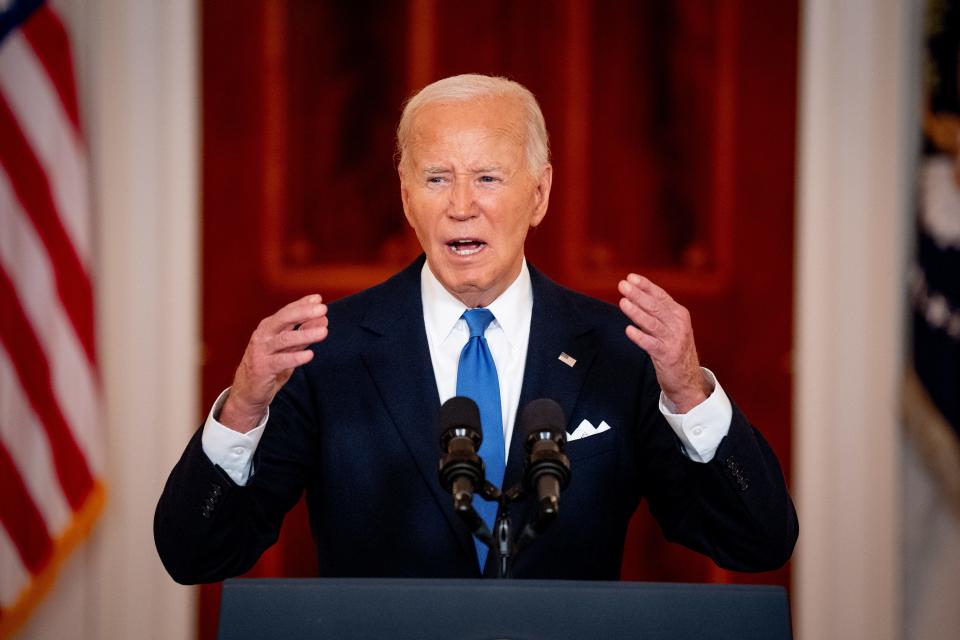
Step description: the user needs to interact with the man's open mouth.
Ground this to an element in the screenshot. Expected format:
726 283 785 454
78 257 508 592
446 239 487 256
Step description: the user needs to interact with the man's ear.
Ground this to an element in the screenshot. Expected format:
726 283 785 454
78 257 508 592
530 164 553 228
398 165 413 225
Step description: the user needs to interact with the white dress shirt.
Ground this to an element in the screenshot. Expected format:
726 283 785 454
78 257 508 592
202 259 733 485
420 259 532 464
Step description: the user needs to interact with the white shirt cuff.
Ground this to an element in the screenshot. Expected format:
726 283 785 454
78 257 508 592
658 368 732 463
201 387 268 485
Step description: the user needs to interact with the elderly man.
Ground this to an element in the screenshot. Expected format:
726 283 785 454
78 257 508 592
155 74 797 582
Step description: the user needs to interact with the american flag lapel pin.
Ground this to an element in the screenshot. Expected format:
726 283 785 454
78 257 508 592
558 352 577 368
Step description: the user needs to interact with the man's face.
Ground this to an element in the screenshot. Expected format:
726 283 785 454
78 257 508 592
399 96 552 308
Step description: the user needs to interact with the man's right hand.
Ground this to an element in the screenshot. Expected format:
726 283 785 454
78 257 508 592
218 294 329 433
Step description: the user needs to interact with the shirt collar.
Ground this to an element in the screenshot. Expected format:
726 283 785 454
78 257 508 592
420 259 533 349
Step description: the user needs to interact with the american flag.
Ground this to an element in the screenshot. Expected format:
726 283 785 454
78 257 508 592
0 0 104 635
904 0 960 511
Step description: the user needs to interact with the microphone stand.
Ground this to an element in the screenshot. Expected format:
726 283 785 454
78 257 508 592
439 399 570 579
452 481 553 579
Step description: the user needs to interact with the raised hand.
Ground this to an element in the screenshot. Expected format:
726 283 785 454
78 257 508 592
617 274 711 413
219 294 329 433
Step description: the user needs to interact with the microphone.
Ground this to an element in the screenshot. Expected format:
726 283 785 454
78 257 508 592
438 396 485 514
521 399 571 523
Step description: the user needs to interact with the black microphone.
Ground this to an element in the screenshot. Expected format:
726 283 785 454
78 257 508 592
521 399 571 523
438 396 485 513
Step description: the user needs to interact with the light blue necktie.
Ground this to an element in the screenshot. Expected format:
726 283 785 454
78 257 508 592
456 308 505 571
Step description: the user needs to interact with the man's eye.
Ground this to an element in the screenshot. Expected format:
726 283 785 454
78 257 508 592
479 175 499 183
427 176 446 184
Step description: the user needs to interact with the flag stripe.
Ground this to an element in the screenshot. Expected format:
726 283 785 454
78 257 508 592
0 346 71 534
0 2 104 632
0 268 93 509
0 94 95 366
0 483 104 637
18 5 81 134
0 30 90 265
0 167 101 472
0 440 53 574
0 524 31 609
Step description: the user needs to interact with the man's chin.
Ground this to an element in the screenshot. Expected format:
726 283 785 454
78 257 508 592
431 260 487 291
440 277 496 308
447 280 485 301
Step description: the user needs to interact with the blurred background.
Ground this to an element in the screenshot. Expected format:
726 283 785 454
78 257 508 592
1 0 956 639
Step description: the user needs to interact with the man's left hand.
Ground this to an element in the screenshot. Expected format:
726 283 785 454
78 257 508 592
618 274 712 413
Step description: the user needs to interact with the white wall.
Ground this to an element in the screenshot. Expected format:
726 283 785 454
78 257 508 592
15 1 199 638
794 1 920 639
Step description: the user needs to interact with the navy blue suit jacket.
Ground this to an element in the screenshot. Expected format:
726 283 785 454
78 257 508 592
155 257 797 583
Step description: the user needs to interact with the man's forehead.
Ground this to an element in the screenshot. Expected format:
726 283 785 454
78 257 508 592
408 96 526 139
408 132 525 172
420 160 510 173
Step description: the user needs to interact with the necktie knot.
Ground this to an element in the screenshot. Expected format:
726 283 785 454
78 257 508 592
462 308 495 338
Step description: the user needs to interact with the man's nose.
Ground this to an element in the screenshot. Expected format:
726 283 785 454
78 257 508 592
447 179 476 219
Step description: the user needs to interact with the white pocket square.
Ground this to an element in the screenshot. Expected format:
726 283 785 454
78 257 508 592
567 419 612 442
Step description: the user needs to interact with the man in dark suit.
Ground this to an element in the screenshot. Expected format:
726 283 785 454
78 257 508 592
155 74 797 583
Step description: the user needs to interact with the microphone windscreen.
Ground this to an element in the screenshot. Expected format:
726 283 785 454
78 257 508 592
439 396 482 434
519 398 565 436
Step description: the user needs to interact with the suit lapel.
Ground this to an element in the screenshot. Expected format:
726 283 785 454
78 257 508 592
503 265 598 489
358 257 475 560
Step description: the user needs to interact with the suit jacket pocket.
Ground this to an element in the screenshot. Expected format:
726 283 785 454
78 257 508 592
565 429 615 461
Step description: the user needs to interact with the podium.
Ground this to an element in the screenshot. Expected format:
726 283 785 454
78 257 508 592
217 578 792 640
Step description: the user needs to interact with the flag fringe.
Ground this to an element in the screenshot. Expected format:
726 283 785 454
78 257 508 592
0 482 106 639
903 368 960 517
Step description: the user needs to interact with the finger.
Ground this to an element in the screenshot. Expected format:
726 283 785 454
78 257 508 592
297 315 329 332
273 297 325 329
264 298 326 334
626 274 673 303
267 326 328 353
619 296 670 338
625 324 661 355
266 349 315 372
618 279 669 317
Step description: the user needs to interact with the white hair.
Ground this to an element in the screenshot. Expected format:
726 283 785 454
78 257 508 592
396 74 551 175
